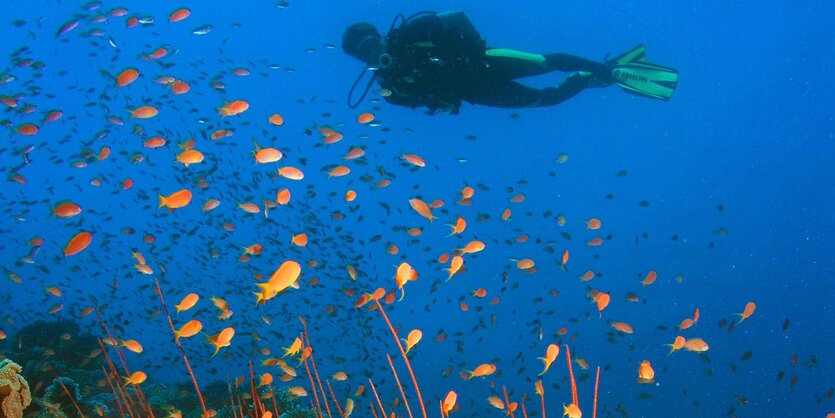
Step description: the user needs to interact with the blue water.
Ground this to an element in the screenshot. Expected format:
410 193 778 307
1 1 833 417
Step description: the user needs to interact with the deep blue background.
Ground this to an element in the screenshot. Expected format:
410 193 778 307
1 1 833 417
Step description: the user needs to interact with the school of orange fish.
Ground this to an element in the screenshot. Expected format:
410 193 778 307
1 2 829 418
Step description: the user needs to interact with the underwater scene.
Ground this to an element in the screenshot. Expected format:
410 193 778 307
1 1 833 417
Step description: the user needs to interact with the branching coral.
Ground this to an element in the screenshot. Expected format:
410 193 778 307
0 359 31 418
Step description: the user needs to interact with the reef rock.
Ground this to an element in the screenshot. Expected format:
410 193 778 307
0 359 31 418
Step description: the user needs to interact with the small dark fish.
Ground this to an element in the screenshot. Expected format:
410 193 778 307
740 351 753 361
782 318 790 331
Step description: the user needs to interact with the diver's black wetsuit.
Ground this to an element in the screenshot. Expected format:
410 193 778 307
375 12 609 114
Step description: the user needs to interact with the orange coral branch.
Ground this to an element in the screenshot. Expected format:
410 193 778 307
101 365 128 418
325 379 344 417
56 377 85 417
502 385 515 418
299 318 332 418
593 366 600 418
369 378 388 418
373 298 427 418
386 353 414 418
153 278 207 416
300 340 324 418
564 344 578 406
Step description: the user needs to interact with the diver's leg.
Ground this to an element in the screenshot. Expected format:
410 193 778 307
544 53 609 73
485 49 609 79
465 77 590 108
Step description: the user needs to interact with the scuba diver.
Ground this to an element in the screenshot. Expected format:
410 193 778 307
343 11 679 114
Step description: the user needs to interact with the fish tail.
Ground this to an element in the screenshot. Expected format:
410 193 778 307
398 287 405 302
157 193 165 209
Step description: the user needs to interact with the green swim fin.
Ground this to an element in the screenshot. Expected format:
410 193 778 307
608 44 678 100
611 61 679 100
610 44 647 65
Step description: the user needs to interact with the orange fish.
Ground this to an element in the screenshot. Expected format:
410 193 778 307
238 202 260 213
678 318 695 330
116 68 139 86
344 189 357 202
463 363 496 379
217 100 249 116
202 198 220 212
409 198 435 223
516 258 535 270
586 237 603 246
243 243 262 256
64 231 92 256
402 329 422 353
562 403 581 418
665 335 686 354
175 293 199 313
637 360 655 383
143 136 166 148
53 200 82 218
640 270 657 286
592 291 610 317
401 153 426 167
326 165 350 177
254 145 282 164
737 301 756 324
123 371 147 386
268 113 284 126
282 337 303 358
288 386 307 397
255 260 302 303
537 343 559 376
394 262 416 301
683 337 709 352
168 7 190 22
442 390 457 416
130 105 158 119
158 189 192 209
611 321 634 334
207 327 235 356
291 233 308 247
276 188 291 205
176 149 204 167
356 112 374 124
578 270 595 282
277 166 304 180
559 248 569 270
120 339 143 354
170 79 190 94
458 240 485 254
448 215 466 236
447 255 464 281
174 319 202 342
586 217 602 230
343 146 365 160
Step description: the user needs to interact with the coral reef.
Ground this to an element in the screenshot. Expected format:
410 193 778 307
2 320 317 418
0 359 31 418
